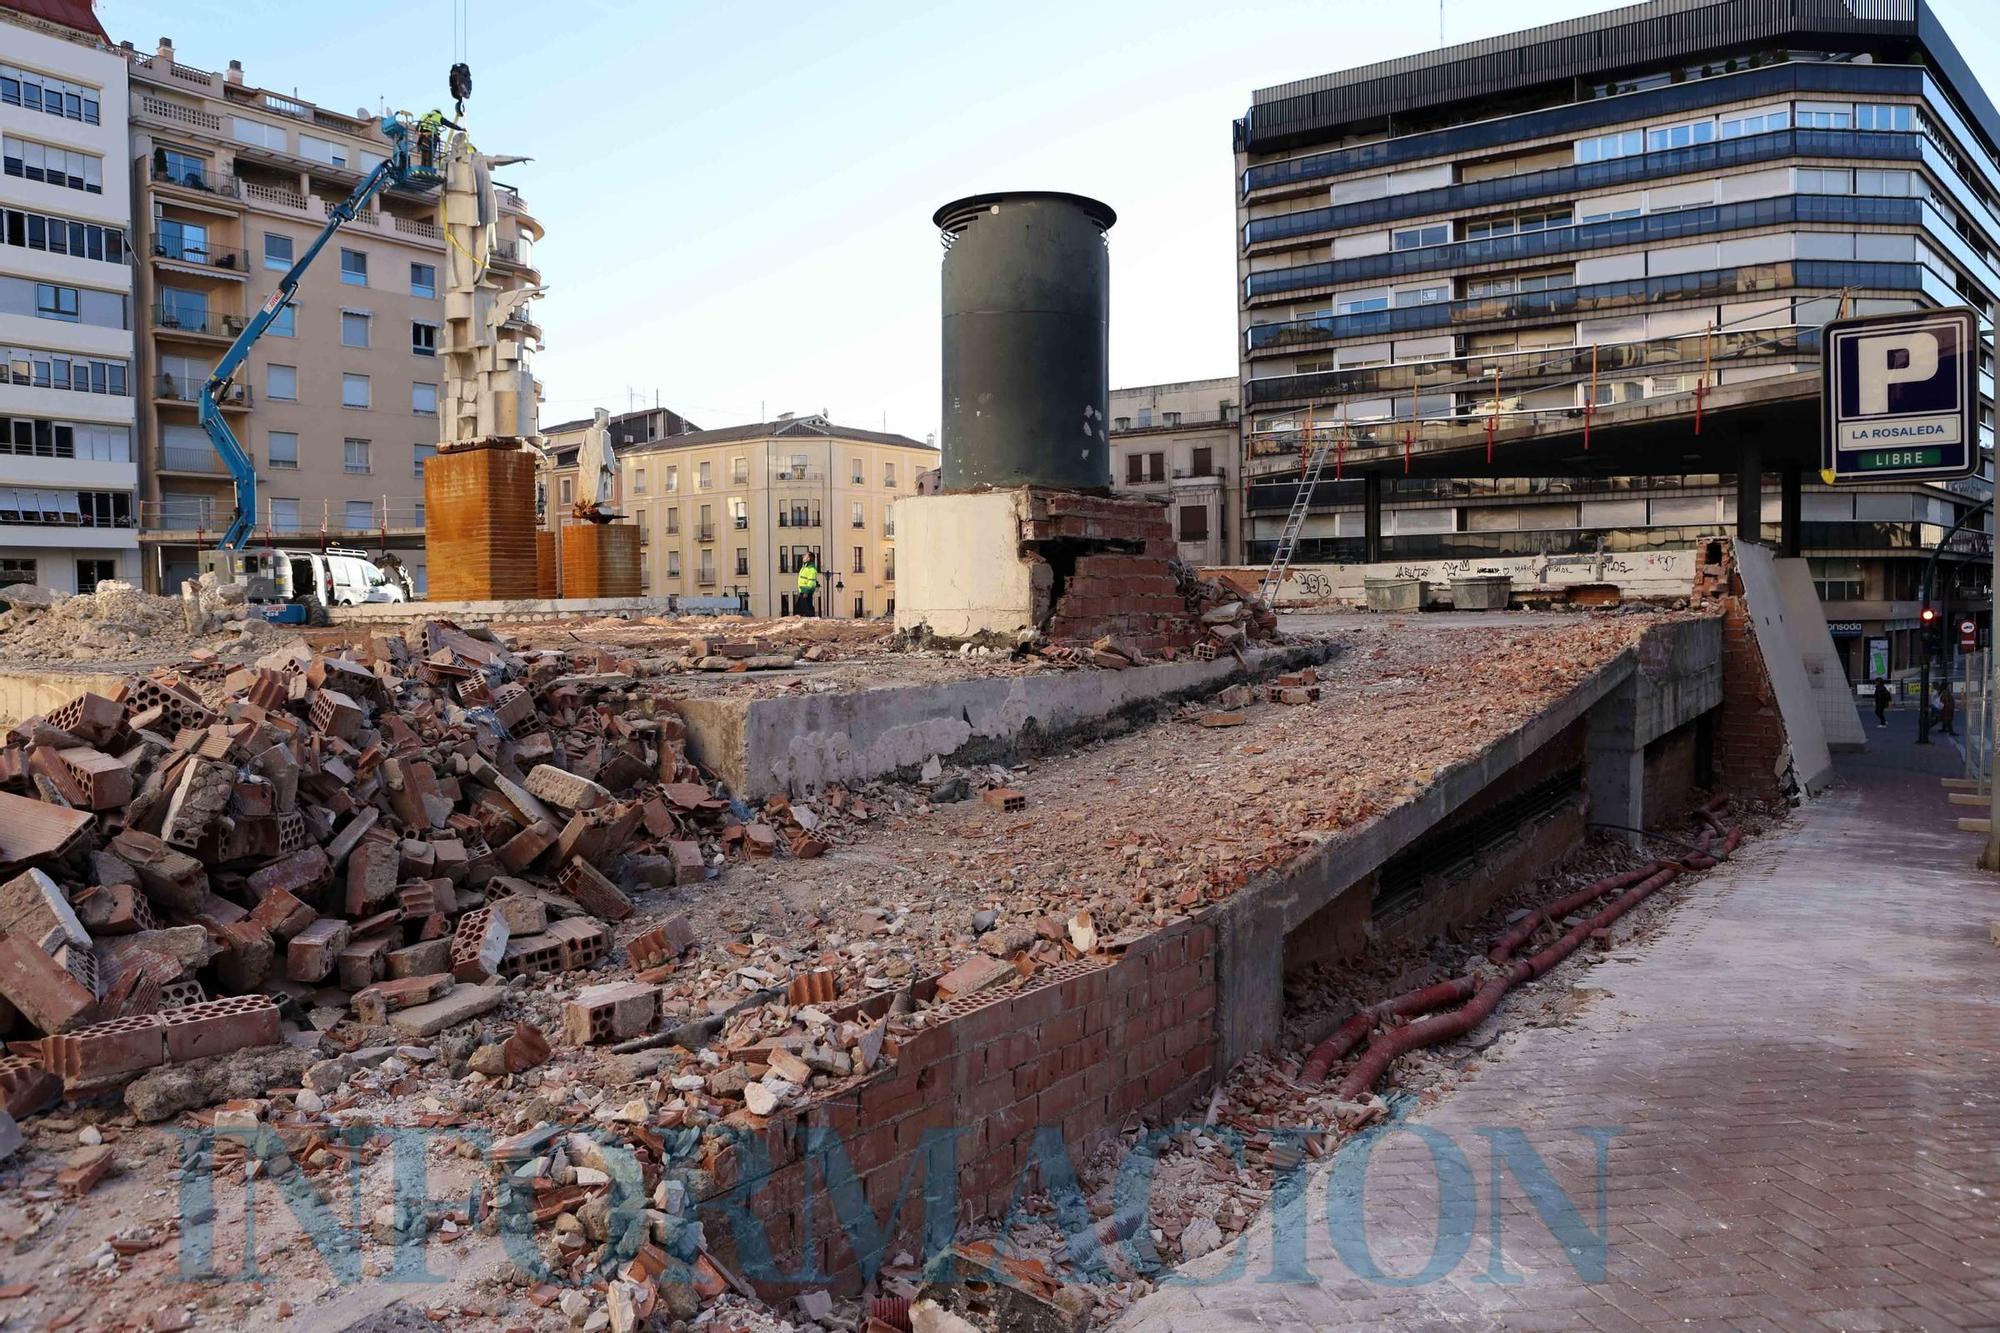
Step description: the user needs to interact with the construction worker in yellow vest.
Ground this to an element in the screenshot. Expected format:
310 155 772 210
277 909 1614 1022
796 555 820 618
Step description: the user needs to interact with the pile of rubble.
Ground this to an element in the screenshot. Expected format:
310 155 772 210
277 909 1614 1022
0 576 292 665
1035 566 1278 670
0 620 803 1130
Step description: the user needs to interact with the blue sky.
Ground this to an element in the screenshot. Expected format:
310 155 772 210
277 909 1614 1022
99 0 2000 440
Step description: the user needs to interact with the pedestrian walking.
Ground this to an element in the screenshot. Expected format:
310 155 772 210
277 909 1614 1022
1937 680 1957 736
1873 678 1892 729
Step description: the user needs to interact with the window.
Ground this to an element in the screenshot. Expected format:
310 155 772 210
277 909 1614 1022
231 117 286 151
698 549 714 583
731 456 748 485
0 348 128 397
852 546 865 574
411 321 438 356
339 249 367 286
414 443 435 478
1855 104 1914 132
1162 411 1182 427
267 364 297 400
854 595 865 618
1393 283 1450 307
1796 167 1852 195
698 461 712 489
1391 222 1449 250
35 283 78 322
341 311 370 348
269 304 295 338
1644 119 1715 151
1336 292 1389 314
664 465 678 493
667 550 681 577
300 135 349 169
343 438 371 474
410 263 437 298
1137 408 1154 428
1856 169 1913 197
1147 452 1165 482
157 218 208 264
268 431 299 469
264 232 293 271
413 502 424 528
851 457 864 484
852 500 865 527
633 467 646 495
665 507 679 534
1574 129 1642 163
1578 204 1641 224
884 462 896 488
76 559 113 593
778 546 792 574
0 64 100 125
1125 453 1144 483
3 135 102 193
344 499 375 531
342 373 370 408
1719 108 1790 139
1810 558 1864 602
731 497 748 529
884 548 895 581
735 548 749 576
1795 108 1851 130
269 498 300 531
1191 446 1213 476
2 208 127 265
1114 416 1131 430
1179 505 1210 542
157 148 206 188
698 503 713 537
559 477 572 504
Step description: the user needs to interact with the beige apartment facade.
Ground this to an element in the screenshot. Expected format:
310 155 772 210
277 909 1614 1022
543 411 935 618
122 37 544 594
1108 378 1241 566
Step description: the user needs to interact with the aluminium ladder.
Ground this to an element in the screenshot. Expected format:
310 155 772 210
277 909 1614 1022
1258 423 1339 606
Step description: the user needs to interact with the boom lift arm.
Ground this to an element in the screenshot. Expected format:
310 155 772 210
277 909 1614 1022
201 115 444 549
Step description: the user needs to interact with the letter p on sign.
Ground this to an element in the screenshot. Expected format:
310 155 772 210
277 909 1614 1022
1857 330 1939 413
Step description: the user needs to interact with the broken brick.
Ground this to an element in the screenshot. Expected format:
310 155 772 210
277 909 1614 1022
562 981 658 1045
555 857 633 922
352 973 453 1024
286 918 352 984
450 908 509 982
0 932 97 1033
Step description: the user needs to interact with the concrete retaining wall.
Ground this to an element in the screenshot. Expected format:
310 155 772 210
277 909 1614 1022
678 642 1335 799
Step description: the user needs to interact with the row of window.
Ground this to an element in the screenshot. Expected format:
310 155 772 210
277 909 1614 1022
12 276 124 329
0 416 132 462
1121 447 1219 482
259 497 401 531
621 496 896 535
157 285 440 356
1 133 103 193
628 458 903 492
256 364 435 414
640 546 891 579
1 207 126 264
2 347 128 397
0 63 102 126
0 489 130 527
1576 104 1911 165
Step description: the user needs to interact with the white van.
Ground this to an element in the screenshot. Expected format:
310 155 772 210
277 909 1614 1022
320 548 406 605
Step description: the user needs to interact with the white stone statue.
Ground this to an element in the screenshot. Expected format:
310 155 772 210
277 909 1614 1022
438 135 544 449
575 407 618 517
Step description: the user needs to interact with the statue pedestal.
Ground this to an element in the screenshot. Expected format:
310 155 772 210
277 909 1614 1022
560 523 641 598
423 444 538 601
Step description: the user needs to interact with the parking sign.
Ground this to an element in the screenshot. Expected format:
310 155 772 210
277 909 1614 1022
1821 306 1980 483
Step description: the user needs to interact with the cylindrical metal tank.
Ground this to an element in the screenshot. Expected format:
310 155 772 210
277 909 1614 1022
935 192 1116 492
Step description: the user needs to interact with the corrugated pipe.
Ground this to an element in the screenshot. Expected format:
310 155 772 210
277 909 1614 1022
869 1296 913 1331
1300 976 1478 1085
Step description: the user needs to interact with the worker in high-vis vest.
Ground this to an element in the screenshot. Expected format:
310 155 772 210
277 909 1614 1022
795 556 820 618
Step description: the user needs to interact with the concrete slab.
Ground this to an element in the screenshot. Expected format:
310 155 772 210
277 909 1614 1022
0 670 128 728
1770 555 1869 753
1732 543 1835 793
387 983 504 1037
676 641 1336 799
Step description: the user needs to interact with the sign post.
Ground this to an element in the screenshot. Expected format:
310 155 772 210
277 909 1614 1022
1821 306 1990 858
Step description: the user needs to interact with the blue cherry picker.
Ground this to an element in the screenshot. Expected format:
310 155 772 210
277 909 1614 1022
194 94 459 622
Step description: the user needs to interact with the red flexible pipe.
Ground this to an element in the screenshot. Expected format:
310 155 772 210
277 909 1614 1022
1300 976 1477 1084
1487 862 1663 963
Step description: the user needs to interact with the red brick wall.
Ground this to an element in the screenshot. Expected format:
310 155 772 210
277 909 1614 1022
1045 553 1196 653
695 917 1217 1298
1714 594 1788 799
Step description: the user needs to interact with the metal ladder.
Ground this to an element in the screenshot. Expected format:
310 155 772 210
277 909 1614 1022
1258 424 1337 606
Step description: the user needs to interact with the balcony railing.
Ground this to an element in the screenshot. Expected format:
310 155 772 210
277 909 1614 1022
137 94 222 133
242 180 310 212
393 215 440 241
772 467 825 482
158 445 227 474
152 306 247 338
155 375 251 407
139 498 428 536
696 526 716 542
149 160 240 198
151 241 251 272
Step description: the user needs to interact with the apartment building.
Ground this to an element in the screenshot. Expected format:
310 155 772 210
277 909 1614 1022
123 37 544 594
0 0 137 594
1107 378 1240 566
543 410 935 618
1235 0 1998 681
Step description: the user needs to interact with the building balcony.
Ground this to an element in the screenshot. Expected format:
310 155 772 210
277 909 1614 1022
772 467 825 483
151 241 251 277
155 376 250 410
696 526 716 542
152 306 247 342
135 93 224 135
147 159 242 202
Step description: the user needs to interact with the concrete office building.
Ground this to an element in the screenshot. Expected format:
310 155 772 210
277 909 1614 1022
1107 378 1241 566
1235 0 1998 680
123 37 545 594
0 0 138 595
542 408 934 618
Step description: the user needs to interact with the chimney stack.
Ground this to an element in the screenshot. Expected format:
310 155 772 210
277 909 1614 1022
226 60 244 87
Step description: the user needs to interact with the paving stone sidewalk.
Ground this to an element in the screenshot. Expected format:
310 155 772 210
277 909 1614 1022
1118 738 2000 1331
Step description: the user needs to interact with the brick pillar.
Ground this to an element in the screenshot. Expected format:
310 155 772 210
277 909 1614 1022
1714 593 1789 800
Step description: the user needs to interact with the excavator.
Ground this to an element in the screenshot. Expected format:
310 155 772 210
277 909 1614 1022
195 67 472 622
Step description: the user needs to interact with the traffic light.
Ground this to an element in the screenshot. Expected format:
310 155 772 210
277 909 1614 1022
1921 604 1938 626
